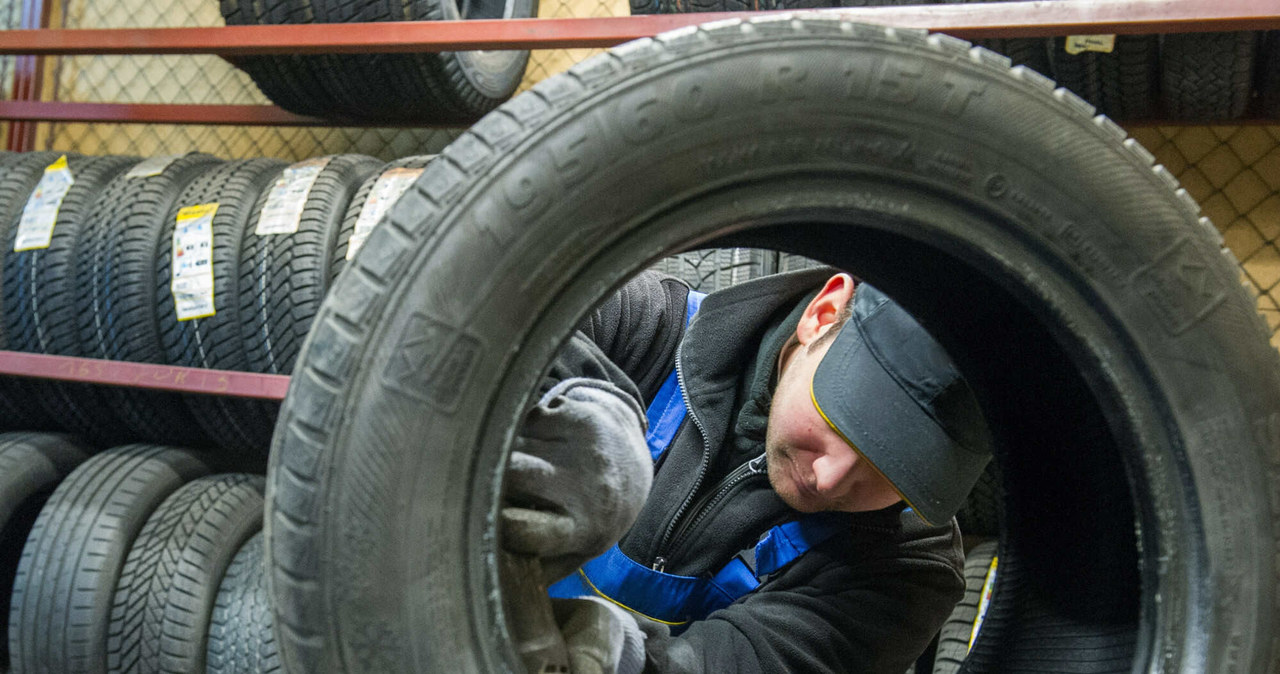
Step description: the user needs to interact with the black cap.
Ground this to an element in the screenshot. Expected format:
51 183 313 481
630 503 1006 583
810 284 992 526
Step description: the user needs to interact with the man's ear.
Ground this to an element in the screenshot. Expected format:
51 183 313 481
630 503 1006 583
796 274 855 346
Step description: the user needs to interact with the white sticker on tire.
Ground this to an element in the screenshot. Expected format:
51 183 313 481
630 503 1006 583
346 167 424 260
255 157 331 235
1065 35 1116 55
15 155 75 252
969 555 999 650
172 203 218 321
125 154 182 179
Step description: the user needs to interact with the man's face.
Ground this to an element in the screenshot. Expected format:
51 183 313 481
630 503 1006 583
765 334 903 514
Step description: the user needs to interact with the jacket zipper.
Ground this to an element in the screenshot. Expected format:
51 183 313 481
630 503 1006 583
661 453 768 564
653 339 712 572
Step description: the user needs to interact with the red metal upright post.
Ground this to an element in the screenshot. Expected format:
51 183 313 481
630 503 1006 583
7 0 50 151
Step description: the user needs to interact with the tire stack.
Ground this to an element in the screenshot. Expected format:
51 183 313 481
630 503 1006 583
220 0 538 123
637 0 1280 123
0 152 435 672
0 150 437 456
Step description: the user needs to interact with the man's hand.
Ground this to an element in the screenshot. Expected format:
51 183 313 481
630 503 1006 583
502 378 654 584
553 598 646 674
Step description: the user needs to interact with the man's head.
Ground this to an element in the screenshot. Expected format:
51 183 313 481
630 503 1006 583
765 274 993 525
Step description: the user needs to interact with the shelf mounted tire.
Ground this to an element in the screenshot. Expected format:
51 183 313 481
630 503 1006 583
264 17 1280 674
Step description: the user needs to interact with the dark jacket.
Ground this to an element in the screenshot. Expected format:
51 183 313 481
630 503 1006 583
550 269 965 674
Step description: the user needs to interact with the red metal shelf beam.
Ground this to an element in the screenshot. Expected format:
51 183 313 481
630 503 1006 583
2 0 1279 57
0 351 289 399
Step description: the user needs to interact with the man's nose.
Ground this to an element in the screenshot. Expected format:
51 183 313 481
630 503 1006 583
810 447 856 495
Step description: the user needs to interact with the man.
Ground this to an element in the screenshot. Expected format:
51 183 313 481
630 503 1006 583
503 267 993 674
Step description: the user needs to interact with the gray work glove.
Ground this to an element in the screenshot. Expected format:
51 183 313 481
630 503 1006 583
552 597 647 674
502 378 654 585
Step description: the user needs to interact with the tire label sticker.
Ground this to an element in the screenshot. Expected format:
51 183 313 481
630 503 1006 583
346 167 424 260
1065 35 1116 54
256 157 331 235
172 203 218 321
14 155 74 252
969 555 998 650
125 154 181 179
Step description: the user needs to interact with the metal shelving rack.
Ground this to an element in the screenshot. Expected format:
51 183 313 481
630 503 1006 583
0 0 1278 398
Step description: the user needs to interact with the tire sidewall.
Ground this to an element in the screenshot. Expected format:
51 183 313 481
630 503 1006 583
268 22 1280 673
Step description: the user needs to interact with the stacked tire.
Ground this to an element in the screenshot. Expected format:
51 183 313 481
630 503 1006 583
0 436 278 674
221 0 538 122
0 151 435 455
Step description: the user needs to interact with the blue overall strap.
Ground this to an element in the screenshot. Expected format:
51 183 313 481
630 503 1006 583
643 290 706 461
752 512 851 577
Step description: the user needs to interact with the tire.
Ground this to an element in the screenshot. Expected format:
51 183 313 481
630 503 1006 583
0 433 94 669
218 0 339 118
959 0 1050 78
75 154 223 448
3 155 141 438
207 532 281 674
107 473 265 674
155 158 287 456
1161 32 1259 121
931 541 998 674
954 461 1001 539
239 154 380 376
314 0 537 123
652 248 776 292
331 155 438 282
9 444 210 674
0 151 71 431
265 17 1280 674
1260 32 1280 118
223 0 536 122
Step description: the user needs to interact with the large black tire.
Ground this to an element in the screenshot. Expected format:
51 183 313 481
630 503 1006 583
155 158 286 455
0 152 70 431
265 17 1280 674
239 154 380 376
2 155 141 439
8 444 210 674
1161 32 1259 121
932 541 999 674
0 433 93 669
107 473 265 674
331 155 438 282
207 532 281 674
75 154 222 448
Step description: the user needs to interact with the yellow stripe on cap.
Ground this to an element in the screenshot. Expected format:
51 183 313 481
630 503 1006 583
574 568 689 627
809 381 933 525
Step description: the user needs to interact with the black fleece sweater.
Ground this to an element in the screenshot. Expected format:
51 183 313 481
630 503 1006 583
548 269 964 674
